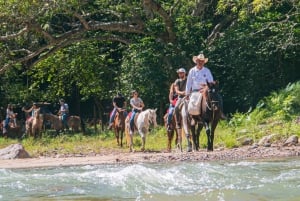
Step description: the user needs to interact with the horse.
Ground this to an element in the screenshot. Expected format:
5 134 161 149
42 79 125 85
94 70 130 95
189 82 222 151
32 108 44 138
163 111 182 152
68 115 85 133
112 109 126 147
125 109 157 152
25 108 43 138
43 113 84 134
1 119 24 138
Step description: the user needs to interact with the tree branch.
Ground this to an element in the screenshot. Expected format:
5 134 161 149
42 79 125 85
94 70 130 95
143 0 176 42
0 26 28 41
74 12 91 30
0 34 131 74
205 15 236 46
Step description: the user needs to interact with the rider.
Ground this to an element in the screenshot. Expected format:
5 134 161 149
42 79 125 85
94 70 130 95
3 104 17 134
129 90 144 135
174 68 187 129
58 99 69 131
108 92 127 130
166 82 178 131
22 102 39 125
185 52 226 119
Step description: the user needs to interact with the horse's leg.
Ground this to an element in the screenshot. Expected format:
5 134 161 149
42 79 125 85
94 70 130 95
167 128 174 152
138 127 146 152
208 120 218 151
180 116 192 152
120 129 123 147
190 123 197 151
196 123 203 150
115 128 120 146
181 106 191 152
141 136 146 152
129 133 134 152
204 121 212 151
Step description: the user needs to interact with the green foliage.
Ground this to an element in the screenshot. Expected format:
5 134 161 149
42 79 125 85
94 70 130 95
226 81 300 143
210 0 300 112
27 41 123 102
120 37 174 109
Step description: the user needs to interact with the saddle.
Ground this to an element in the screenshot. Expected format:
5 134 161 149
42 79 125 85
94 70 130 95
188 92 202 115
127 111 140 131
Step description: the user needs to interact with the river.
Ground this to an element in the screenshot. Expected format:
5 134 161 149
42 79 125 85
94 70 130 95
1 157 300 201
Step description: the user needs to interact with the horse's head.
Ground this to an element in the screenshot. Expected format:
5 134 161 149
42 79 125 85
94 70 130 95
115 109 125 127
33 108 41 118
148 109 157 127
206 81 221 111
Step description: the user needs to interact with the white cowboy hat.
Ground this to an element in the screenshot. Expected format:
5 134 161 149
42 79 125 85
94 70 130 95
192 53 208 63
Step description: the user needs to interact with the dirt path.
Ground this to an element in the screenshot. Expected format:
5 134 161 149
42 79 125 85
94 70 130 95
1 145 300 169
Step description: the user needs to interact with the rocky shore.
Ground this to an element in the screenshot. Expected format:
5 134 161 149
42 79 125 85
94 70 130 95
0 142 300 169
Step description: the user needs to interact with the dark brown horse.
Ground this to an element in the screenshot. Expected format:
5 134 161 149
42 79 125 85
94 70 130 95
190 81 222 151
112 109 126 147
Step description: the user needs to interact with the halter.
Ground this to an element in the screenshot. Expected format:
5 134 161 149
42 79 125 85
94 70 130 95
148 110 155 124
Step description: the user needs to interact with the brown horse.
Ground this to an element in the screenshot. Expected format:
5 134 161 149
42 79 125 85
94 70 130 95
43 113 84 134
32 108 44 138
190 82 222 151
1 119 24 138
25 108 43 138
164 112 182 152
112 109 126 147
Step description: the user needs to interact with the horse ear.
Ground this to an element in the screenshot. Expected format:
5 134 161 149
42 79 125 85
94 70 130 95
154 108 157 112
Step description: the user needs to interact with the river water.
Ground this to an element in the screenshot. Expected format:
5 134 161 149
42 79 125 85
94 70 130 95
1 157 300 201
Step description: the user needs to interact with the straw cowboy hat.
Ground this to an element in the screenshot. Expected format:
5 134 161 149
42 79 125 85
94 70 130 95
192 53 208 63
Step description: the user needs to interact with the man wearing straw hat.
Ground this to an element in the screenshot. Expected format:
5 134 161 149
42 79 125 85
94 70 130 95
185 52 226 119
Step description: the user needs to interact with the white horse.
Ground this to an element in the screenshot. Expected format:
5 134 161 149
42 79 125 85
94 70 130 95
177 99 192 152
125 108 157 152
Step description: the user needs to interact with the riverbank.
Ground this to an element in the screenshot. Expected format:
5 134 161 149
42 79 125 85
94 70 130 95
1 144 300 169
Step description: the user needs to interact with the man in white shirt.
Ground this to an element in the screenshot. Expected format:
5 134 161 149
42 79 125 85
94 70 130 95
185 53 213 94
185 53 226 119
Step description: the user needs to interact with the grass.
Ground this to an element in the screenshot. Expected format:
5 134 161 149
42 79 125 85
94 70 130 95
1 118 300 157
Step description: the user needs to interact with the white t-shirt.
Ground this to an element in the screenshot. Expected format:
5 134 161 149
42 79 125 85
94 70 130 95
130 97 143 109
6 109 14 118
60 103 69 115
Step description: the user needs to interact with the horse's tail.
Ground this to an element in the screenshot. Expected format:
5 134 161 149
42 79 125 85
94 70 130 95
80 116 86 134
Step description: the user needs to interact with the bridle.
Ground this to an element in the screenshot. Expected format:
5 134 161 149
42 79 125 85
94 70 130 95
205 85 220 120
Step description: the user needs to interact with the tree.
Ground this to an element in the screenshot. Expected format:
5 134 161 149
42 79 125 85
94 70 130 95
0 0 299 118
